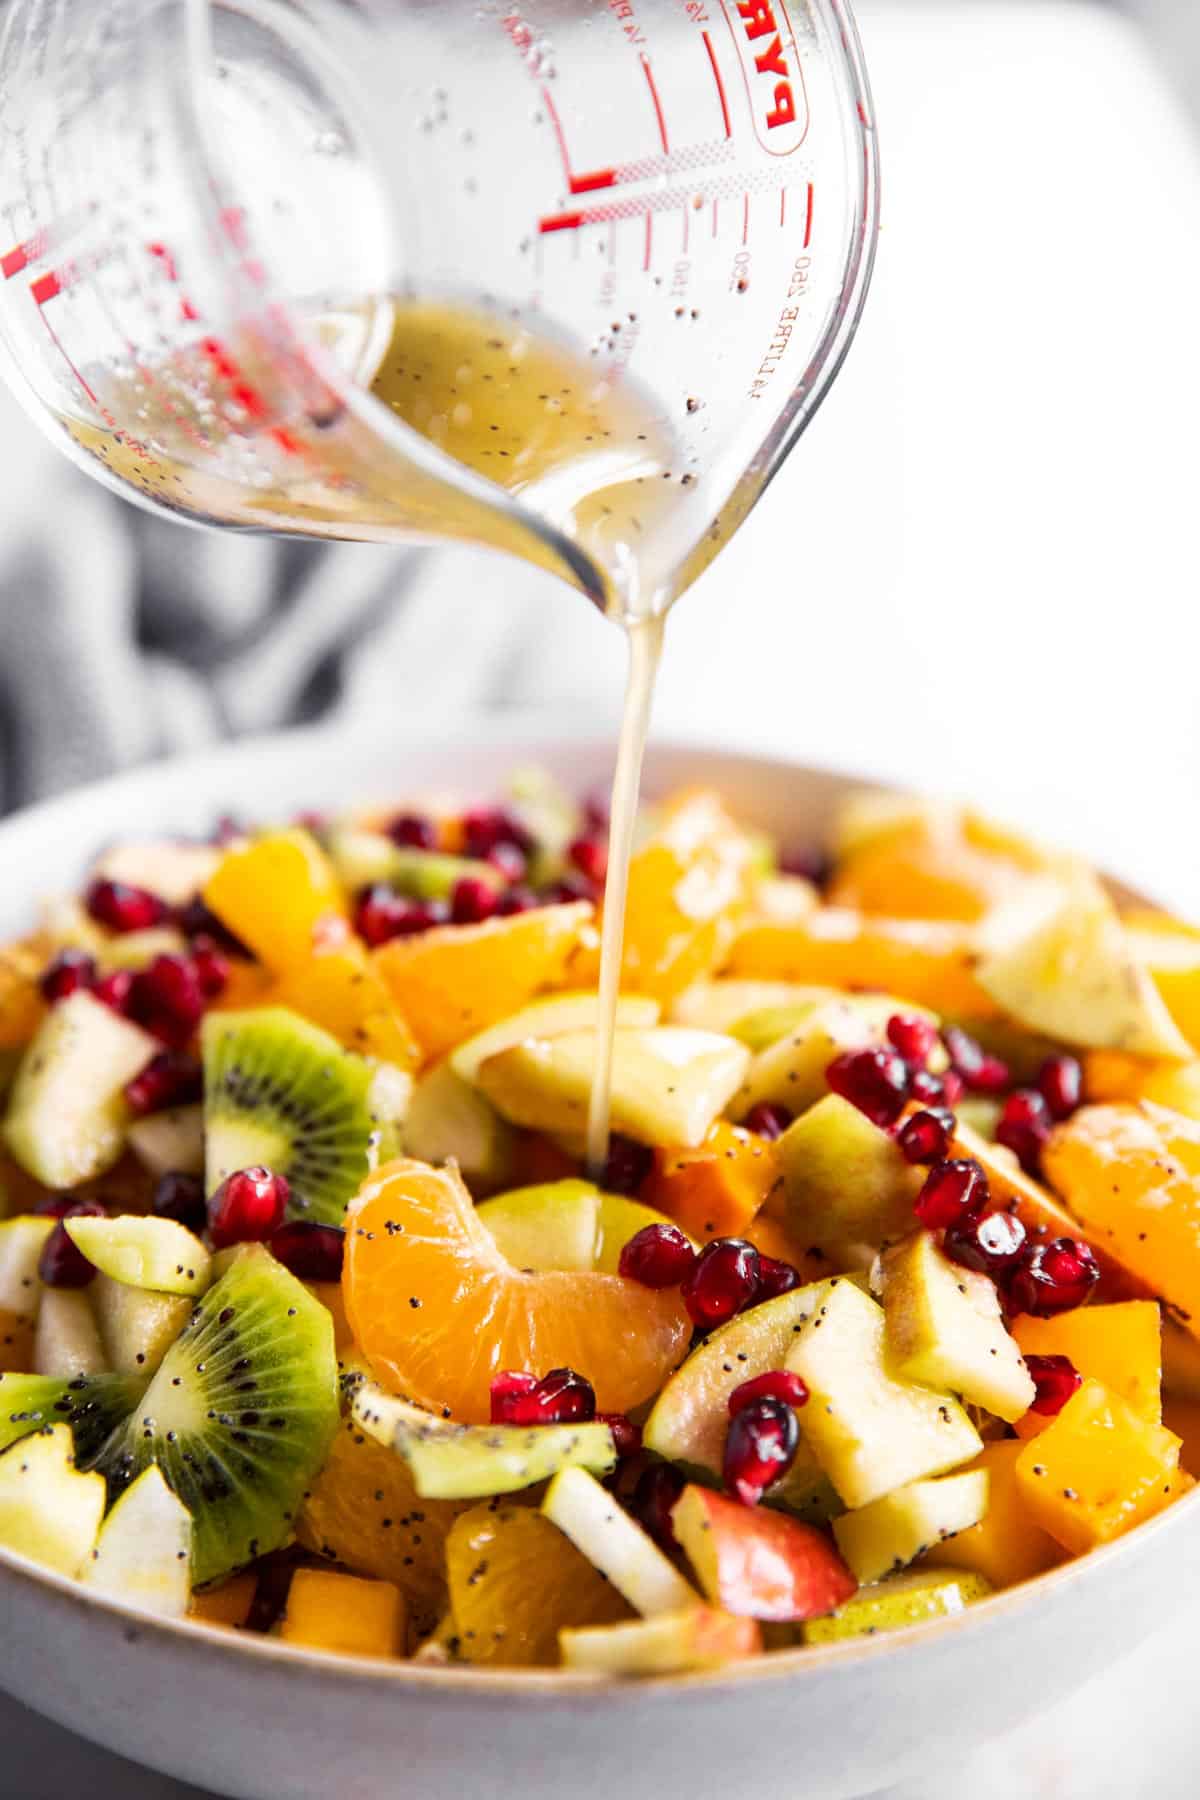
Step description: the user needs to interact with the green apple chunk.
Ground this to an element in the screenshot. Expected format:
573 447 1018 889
97 929 187 973
91 1276 191 1378
643 1282 844 1523
560 1606 760 1674
3 993 156 1187
803 1566 993 1643
785 1280 982 1509
0 1424 106 1577
671 1483 856 1623
34 1290 107 1379
543 1467 698 1616
0 1216 54 1317
670 981 839 1035
731 996 940 1121
350 1378 616 1499
477 1028 750 1149
84 1464 192 1618
326 826 503 901
478 1181 682 1275
881 1231 1035 1421
402 1060 516 1195
63 1216 211 1299
127 1105 205 1178
450 992 660 1085
777 1095 923 1258
832 1470 989 1583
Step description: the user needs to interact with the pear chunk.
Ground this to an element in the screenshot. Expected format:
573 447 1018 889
0 1216 54 1317
730 997 889 1119
670 980 838 1035
63 1215 211 1298
127 1105 206 1178
542 1467 698 1616
777 1096 922 1257
560 1607 761 1674
450 992 659 1084
84 1464 192 1617
0 1425 106 1577
803 1566 992 1643
832 1470 989 1582
3 993 156 1187
34 1290 106 1379
402 1060 516 1194
91 1276 191 1378
785 1280 982 1509
477 1028 750 1149
976 877 1192 1059
881 1231 1035 1422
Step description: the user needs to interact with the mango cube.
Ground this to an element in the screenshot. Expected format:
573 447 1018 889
1015 1379 1182 1555
929 1441 1063 1589
1012 1301 1162 1437
279 1568 406 1658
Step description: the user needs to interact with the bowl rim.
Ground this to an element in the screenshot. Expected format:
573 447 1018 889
0 718 1194 1698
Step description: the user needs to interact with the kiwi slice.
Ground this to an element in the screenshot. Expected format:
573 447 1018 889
93 1246 339 1586
202 1007 406 1226
0 1371 147 1462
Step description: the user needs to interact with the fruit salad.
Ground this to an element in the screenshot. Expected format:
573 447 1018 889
2 776 1200 1676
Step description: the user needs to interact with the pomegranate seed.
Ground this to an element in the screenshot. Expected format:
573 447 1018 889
487 842 528 883
489 1367 596 1425
1038 1054 1083 1122
85 879 168 935
723 1396 800 1505
742 1102 792 1141
450 876 497 925
129 954 206 1047
38 1201 107 1288
909 1069 948 1106
207 1166 290 1250
269 1220 346 1282
996 1088 1052 1175
1007 1237 1100 1318
354 885 445 946
887 1013 939 1068
619 1223 696 1288
39 949 97 1005
1026 1353 1083 1416
601 1134 654 1197
632 1463 685 1549
152 1171 207 1233
914 1158 989 1230
293 811 327 837
35 1195 89 1218
387 811 437 850
545 874 597 904
496 886 538 915
584 793 611 835
568 836 608 886
753 1255 801 1302
899 1107 956 1165
462 807 534 860
826 1046 910 1127
123 1049 203 1116
973 1054 1011 1094
190 937 230 999
728 1370 809 1416
940 1070 965 1105
176 898 250 959
597 1412 642 1459
91 968 134 1016
210 815 244 848
779 847 831 886
943 1027 1009 1095
681 1238 761 1331
944 1209 1027 1278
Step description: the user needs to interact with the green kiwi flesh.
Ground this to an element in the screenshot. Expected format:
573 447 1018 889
0 1371 148 1462
202 1007 404 1226
93 1246 339 1585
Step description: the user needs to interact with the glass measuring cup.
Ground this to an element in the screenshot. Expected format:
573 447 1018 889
0 0 878 618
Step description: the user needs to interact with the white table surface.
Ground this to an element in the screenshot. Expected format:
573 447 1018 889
4 2 1200 1794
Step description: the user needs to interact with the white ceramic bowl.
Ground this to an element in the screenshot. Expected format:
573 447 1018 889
1 719 1196 1800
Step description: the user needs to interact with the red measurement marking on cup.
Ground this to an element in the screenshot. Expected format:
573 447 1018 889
682 205 690 253
1 231 46 280
643 212 653 270
779 188 786 226
701 32 732 138
640 56 670 153
538 168 775 236
803 180 814 247
540 88 615 196
147 242 204 328
742 193 750 244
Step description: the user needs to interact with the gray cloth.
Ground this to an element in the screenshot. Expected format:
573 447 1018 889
0 466 574 814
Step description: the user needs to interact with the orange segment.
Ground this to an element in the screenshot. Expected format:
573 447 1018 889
203 829 347 973
829 815 1046 924
1012 1302 1162 1438
926 1441 1063 1589
1123 909 1200 1050
205 959 275 1013
617 790 755 1002
642 1121 781 1243
343 1159 691 1423
446 1503 631 1666
727 908 996 1017
1014 1379 1182 1555
295 1418 468 1641
267 945 420 1072
1044 1102 1200 1334
372 902 592 1061
0 939 47 1050
1082 1050 1200 1122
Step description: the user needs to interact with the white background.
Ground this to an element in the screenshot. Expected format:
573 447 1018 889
3 1 1200 1793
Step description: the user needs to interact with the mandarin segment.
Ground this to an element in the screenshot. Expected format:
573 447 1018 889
343 1159 691 1424
617 791 755 1002
642 1120 782 1242
203 829 347 973
727 909 996 1017
267 946 420 1072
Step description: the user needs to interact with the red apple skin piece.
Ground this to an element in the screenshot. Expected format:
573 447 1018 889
671 1485 857 1623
